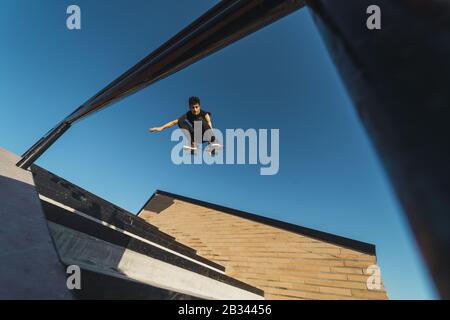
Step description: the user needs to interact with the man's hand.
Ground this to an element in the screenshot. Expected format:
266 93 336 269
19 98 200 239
149 118 179 132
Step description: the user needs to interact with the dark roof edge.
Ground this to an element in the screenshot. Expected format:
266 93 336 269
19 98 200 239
140 189 376 256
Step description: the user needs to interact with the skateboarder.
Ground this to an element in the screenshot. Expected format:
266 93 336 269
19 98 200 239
149 96 222 154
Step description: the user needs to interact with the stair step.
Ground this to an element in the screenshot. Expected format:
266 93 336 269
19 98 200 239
30 165 197 255
50 221 265 299
41 199 226 273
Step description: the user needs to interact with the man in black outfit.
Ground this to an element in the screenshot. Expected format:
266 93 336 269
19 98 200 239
149 96 221 154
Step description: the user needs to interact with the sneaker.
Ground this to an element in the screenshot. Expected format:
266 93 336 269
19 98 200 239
183 143 198 153
206 142 222 156
209 143 222 149
206 142 222 152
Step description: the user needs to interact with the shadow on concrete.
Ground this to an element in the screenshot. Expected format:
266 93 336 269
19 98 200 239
0 174 72 299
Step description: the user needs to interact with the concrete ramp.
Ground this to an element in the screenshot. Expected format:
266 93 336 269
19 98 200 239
0 147 72 299
29 159 264 299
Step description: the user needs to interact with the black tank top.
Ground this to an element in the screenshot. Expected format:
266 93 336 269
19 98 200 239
185 110 210 125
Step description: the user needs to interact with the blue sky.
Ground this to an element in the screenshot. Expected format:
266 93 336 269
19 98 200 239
0 1 437 299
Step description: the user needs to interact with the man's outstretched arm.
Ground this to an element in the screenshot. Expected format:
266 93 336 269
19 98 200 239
149 114 185 132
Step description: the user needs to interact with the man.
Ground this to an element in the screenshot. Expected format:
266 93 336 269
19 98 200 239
149 96 221 154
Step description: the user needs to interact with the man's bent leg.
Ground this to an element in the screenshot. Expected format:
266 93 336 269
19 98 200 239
178 118 194 144
201 120 216 143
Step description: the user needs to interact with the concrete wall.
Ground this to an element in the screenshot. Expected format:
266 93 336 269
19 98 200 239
0 147 72 299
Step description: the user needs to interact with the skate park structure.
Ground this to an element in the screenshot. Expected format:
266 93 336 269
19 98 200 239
2 0 449 299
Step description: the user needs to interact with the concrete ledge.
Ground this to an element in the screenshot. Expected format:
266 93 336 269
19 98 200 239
41 197 226 274
71 268 202 300
30 165 199 257
49 222 265 300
